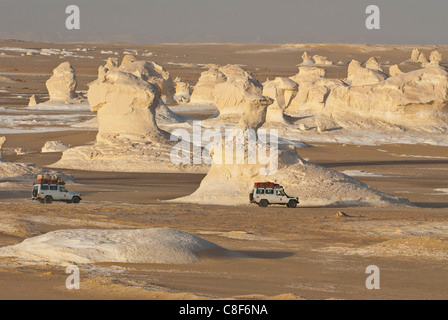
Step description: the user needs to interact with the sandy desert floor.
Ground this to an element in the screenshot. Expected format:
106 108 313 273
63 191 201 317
0 40 448 300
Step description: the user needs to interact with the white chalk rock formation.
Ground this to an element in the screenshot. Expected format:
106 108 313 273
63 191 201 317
0 228 232 265
212 65 263 116
312 55 333 66
346 60 388 86
52 57 206 173
190 68 227 104
263 77 298 123
41 141 69 153
174 77 192 103
117 55 176 104
389 64 403 77
324 66 448 131
28 95 40 106
364 57 383 71
0 137 5 161
411 48 420 62
418 53 429 67
88 67 167 143
45 62 78 102
176 97 410 207
429 51 442 66
288 67 345 113
300 52 314 66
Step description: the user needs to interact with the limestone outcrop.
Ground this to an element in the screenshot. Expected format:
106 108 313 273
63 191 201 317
51 56 206 173
190 68 227 104
212 65 263 116
45 62 78 102
263 77 298 123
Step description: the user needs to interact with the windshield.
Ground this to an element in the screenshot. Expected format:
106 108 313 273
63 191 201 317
276 189 286 196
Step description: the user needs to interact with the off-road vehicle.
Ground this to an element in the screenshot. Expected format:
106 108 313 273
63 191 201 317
249 182 298 208
31 174 82 204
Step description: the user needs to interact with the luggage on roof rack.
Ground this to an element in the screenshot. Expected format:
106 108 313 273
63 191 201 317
35 174 65 185
254 182 278 188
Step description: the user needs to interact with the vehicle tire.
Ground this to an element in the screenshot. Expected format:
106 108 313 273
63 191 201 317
287 199 297 208
44 196 53 204
72 196 81 204
259 199 269 207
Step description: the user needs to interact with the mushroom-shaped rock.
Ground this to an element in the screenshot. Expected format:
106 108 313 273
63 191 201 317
213 68 263 116
117 55 176 104
263 77 298 123
237 94 274 131
88 69 167 143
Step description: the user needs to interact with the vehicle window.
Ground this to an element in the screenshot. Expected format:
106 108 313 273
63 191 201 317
276 190 285 196
41 185 49 190
266 189 274 195
60 187 68 192
256 189 264 194
50 186 57 191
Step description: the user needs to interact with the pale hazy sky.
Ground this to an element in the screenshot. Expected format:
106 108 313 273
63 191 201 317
1 0 447 44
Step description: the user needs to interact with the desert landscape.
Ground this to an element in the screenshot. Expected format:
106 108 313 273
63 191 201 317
0 39 447 301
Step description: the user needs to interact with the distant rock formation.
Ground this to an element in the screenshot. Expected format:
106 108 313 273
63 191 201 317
190 68 227 104
411 48 420 62
263 77 298 123
364 57 382 71
312 55 333 66
288 66 344 113
429 51 442 66
51 56 206 173
300 52 314 66
389 64 403 77
0 137 6 161
116 55 176 104
324 66 448 130
418 53 429 67
88 60 168 143
346 59 388 86
212 65 263 116
174 77 192 103
45 62 78 102
28 94 40 106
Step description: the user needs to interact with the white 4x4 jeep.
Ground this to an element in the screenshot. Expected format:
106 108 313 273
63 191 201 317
249 182 298 208
31 175 82 204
